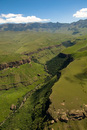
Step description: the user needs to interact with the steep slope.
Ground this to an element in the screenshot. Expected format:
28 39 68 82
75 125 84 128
0 25 87 129
0 53 72 130
0 31 75 128
46 36 87 130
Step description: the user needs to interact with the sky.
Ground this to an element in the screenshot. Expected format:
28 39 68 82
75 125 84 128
0 0 87 24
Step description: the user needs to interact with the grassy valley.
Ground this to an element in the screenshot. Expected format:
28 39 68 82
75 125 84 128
0 30 73 129
0 20 87 130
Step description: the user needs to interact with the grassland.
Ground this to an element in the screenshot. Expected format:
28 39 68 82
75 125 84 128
47 35 87 129
0 61 49 123
0 76 58 130
49 57 87 111
0 29 87 130
0 31 74 129
0 31 73 63
46 118 87 130
62 35 87 54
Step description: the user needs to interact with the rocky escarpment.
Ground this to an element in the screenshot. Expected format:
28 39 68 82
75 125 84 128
0 44 62 71
24 44 62 56
46 53 87 123
0 58 31 71
48 105 87 123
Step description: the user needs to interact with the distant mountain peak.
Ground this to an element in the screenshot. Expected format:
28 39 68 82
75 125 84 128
0 19 87 32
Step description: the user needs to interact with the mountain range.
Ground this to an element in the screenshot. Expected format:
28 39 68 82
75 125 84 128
0 19 87 32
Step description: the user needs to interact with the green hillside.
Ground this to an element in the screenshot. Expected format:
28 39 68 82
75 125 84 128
0 21 87 130
0 30 74 129
46 36 87 130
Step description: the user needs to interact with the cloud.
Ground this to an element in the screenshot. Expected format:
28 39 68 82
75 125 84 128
1 13 22 18
0 13 50 24
0 18 6 23
73 8 87 18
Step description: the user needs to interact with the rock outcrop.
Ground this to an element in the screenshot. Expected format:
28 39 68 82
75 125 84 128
10 104 16 110
48 105 87 123
37 74 41 76
69 109 85 120
59 112 68 122
24 44 62 56
0 58 31 71
50 120 55 124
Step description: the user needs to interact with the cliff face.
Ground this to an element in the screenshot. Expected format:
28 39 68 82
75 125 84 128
0 59 31 70
0 44 62 71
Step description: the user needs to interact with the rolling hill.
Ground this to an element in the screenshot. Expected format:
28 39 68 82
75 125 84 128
0 19 87 130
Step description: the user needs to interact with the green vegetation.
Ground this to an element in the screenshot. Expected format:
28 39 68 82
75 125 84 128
47 119 87 130
49 57 87 111
0 76 58 130
0 31 73 63
1 21 87 130
0 61 49 123
47 35 87 130
63 36 87 54
0 30 72 129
